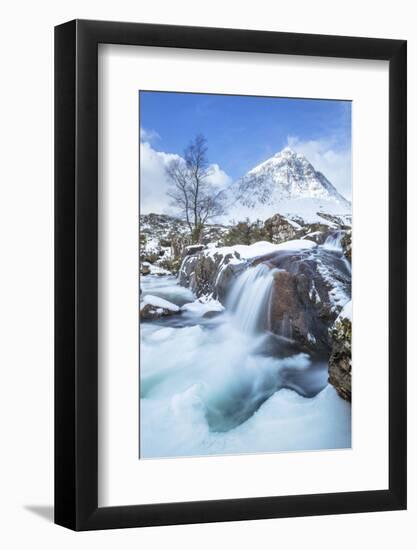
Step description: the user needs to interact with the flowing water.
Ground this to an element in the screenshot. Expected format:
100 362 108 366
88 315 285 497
226 263 276 334
140 243 351 459
323 230 344 252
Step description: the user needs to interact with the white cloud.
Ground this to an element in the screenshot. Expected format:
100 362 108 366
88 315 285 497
207 163 233 188
287 136 352 200
140 141 179 214
140 139 232 216
140 126 160 143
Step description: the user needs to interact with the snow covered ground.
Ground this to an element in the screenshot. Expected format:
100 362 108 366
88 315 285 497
204 238 317 262
140 293 351 458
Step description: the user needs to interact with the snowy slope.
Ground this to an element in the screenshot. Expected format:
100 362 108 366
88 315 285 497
225 147 351 223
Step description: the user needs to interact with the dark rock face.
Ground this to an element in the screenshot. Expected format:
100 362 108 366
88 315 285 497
215 262 247 303
178 250 244 299
267 249 348 353
140 303 180 321
328 314 352 401
266 249 352 400
269 269 328 352
341 230 352 263
183 244 205 256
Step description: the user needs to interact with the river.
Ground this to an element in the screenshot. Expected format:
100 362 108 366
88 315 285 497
140 241 351 459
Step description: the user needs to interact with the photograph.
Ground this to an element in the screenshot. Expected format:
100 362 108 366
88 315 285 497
139 91 352 459
0 1 410 542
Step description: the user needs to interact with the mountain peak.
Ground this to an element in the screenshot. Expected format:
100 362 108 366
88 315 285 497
230 148 350 218
272 147 312 168
275 146 298 158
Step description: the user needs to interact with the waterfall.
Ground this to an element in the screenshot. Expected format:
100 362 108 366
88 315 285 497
323 230 344 252
227 263 275 335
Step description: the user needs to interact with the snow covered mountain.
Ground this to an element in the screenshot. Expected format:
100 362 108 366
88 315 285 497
225 147 351 223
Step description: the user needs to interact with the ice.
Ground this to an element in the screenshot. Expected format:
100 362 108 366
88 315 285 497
181 298 224 317
140 272 351 459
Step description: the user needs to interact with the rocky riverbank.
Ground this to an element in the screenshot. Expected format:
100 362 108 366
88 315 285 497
175 236 352 400
140 212 352 403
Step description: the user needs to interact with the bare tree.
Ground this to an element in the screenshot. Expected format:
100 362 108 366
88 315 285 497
166 134 224 243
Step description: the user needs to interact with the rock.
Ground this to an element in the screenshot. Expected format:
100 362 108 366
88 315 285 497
140 295 180 321
178 249 243 299
266 246 351 353
263 213 300 244
301 223 333 244
300 231 325 245
215 262 246 303
183 244 205 256
159 238 172 247
140 303 179 321
139 213 231 276
328 304 352 401
141 252 160 264
341 230 352 262
140 263 151 276
269 265 333 352
316 212 352 228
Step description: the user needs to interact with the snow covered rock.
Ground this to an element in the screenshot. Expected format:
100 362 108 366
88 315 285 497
263 213 301 243
140 213 229 275
140 294 180 321
178 247 244 298
328 301 352 401
181 297 225 317
183 244 205 256
178 240 317 300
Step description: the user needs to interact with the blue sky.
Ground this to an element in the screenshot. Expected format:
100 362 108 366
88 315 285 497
139 91 351 184
139 92 352 215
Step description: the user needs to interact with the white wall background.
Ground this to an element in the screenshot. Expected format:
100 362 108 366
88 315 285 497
0 1 414 548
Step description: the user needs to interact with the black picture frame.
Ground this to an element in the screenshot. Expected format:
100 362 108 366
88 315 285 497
55 19 407 531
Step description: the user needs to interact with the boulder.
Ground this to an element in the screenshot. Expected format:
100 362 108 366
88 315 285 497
178 249 243 299
301 222 333 244
266 245 351 353
263 213 300 244
328 302 352 401
139 295 180 321
183 244 205 256
269 262 335 352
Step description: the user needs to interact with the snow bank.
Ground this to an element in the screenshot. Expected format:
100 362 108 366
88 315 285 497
140 269 351 459
141 378 351 458
142 262 171 276
336 300 352 322
141 276 195 307
181 297 224 317
205 239 317 262
140 294 180 312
